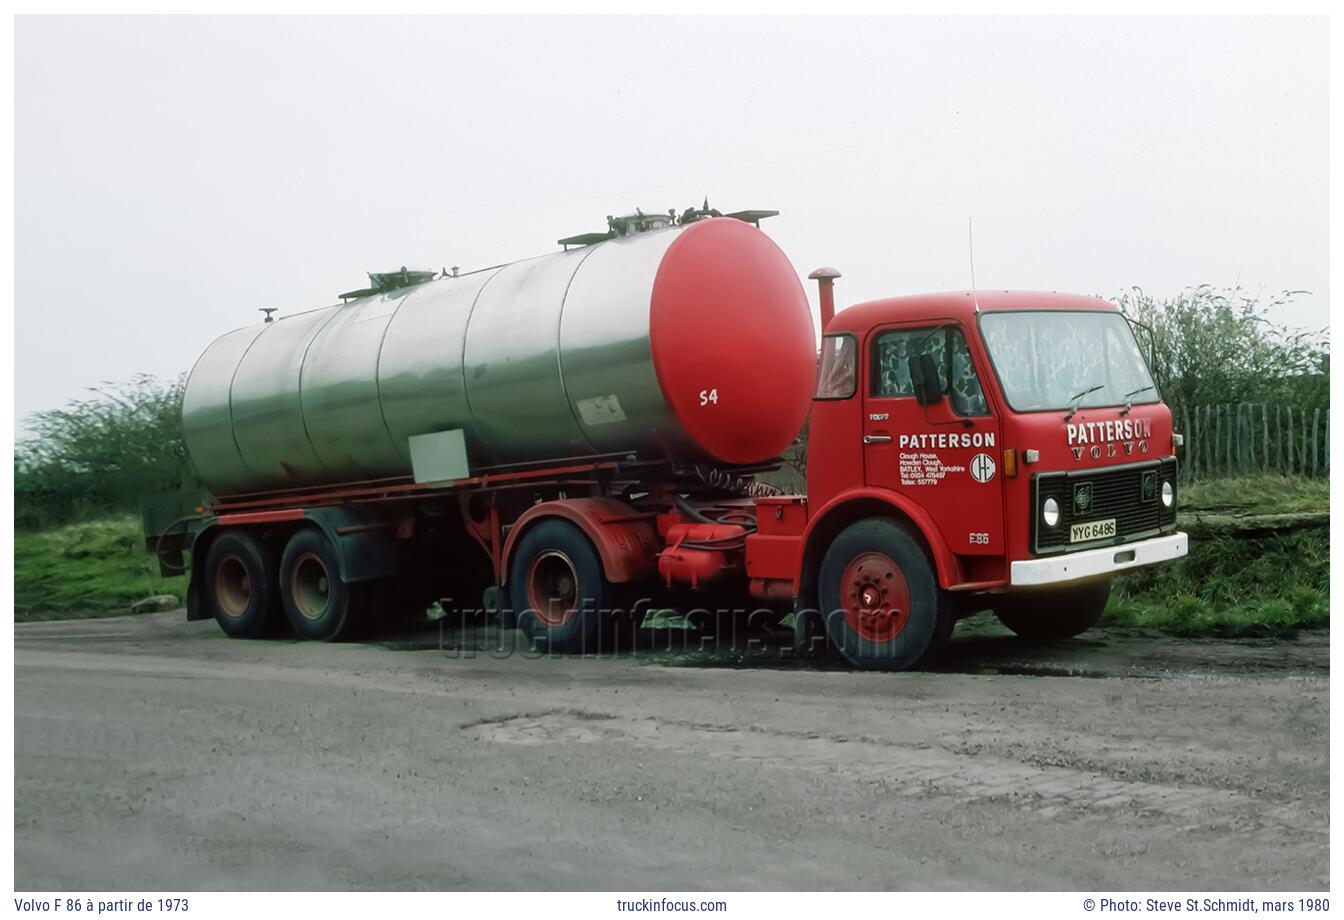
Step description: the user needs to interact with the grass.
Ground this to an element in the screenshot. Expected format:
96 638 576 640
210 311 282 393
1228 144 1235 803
1100 473 1330 637
1097 473 1329 636
13 517 186 622
1179 474 1329 515
1106 527 1328 637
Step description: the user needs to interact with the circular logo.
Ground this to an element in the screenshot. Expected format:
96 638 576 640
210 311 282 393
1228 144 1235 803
970 453 996 483
1074 482 1092 513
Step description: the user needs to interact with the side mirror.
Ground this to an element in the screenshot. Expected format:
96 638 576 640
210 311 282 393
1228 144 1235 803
908 353 942 406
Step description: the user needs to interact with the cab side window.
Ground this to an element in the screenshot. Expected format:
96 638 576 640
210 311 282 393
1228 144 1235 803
872 326 989 416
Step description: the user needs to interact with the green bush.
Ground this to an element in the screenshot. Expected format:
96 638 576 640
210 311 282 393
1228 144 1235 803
15 374 188 529
1114 286 1329 417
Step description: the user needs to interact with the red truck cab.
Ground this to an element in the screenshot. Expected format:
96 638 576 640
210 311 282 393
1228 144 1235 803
745 289 1188 670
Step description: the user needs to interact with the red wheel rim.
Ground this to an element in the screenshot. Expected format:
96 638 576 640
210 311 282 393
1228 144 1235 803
214 554 251 618
526 550 580 627
840 551 911 643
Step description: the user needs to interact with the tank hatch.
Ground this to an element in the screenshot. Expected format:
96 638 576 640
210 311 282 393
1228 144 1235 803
339 266 438 303
558 200 777 250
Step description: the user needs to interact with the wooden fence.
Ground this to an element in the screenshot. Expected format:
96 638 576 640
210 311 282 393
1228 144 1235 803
1176 404 1330 480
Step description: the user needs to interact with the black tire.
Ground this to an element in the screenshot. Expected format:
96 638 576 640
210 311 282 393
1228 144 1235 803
993 578 1111 640
203 530 282 639
508 520 618 655
818 518 951 671
279 528 367 641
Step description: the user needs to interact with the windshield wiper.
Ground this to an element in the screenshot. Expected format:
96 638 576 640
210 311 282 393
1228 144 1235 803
1119 384 1156 416
1063 384 1105 421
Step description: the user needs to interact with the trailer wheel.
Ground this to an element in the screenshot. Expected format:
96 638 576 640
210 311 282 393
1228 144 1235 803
818 518 952 671
993 578 1111 640
509 520 612 654
279 529 367 641
203 530 281 639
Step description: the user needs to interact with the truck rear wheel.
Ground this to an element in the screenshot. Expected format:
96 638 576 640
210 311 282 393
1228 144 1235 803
993 578 1111 640
279 528 367 641
818 518 951 671
204 530 281 639
509 520 614 655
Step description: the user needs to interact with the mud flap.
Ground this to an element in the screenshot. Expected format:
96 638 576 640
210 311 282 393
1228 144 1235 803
301 507 401 584
186 573 211 621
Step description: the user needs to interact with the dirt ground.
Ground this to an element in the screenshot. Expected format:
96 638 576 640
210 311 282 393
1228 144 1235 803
13 611 1328 891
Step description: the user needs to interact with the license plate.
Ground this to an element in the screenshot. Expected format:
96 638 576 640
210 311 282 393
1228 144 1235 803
1070 518 1117 543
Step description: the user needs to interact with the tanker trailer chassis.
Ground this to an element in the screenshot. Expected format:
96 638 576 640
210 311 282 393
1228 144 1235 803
149 450 794 648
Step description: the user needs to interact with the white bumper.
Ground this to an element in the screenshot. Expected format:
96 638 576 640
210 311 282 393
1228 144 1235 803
1010 532 1189 587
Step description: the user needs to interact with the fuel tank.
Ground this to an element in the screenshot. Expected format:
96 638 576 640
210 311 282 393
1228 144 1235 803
181 217 816 496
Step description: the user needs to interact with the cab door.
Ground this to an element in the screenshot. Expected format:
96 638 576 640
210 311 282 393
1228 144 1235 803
861 320 1005 559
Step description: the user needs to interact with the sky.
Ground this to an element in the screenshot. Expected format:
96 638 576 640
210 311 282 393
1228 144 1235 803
14 15 1329 422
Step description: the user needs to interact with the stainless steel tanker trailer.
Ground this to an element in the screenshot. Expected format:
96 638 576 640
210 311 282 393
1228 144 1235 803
181 207 813 494
146 205 1187 671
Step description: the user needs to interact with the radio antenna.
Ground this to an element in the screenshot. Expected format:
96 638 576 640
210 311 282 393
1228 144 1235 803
968 217 981 313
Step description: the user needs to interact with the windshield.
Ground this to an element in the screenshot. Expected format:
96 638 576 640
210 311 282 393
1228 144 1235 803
979 311 1158 412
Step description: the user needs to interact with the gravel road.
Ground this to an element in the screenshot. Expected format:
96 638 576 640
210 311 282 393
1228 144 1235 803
13 612 1328 891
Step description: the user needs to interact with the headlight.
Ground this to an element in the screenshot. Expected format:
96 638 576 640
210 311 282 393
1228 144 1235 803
1161 480 1174 508
1042 496 1060 527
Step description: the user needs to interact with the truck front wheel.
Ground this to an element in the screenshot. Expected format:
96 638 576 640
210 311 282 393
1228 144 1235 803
203 530 282 639
993 578 1111 640
818 518 952 671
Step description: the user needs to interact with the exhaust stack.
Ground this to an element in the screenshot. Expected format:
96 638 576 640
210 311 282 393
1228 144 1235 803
808 267 841 332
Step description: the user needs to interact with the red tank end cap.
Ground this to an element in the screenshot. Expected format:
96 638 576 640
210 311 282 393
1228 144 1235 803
649 218 816 465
